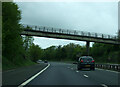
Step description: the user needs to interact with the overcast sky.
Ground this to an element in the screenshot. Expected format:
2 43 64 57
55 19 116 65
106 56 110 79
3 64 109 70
15 1 118 49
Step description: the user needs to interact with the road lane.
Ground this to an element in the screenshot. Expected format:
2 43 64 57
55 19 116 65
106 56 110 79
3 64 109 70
3 62 119 86
67 63 119 86
27 62 102 85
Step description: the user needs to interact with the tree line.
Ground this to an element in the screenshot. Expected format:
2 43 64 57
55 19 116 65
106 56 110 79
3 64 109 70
29 42 120 64
2 2 120 70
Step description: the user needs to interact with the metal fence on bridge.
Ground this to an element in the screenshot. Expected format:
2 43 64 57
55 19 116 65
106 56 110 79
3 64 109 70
22 24 118 40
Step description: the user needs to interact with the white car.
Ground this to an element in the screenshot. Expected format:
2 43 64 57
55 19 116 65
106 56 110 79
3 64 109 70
36 60 43 63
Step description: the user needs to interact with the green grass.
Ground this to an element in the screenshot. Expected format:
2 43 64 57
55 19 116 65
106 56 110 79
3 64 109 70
2 57 36 71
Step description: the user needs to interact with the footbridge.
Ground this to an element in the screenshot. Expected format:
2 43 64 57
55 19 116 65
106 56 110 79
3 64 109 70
21 24 120 55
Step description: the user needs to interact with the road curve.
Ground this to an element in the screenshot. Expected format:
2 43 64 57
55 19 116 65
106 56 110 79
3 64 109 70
26 62 119 86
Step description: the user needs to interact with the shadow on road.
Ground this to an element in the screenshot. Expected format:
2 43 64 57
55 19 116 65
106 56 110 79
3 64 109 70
78 68 95 71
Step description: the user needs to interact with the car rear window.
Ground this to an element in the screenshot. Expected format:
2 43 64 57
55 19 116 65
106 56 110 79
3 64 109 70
80 58 93 62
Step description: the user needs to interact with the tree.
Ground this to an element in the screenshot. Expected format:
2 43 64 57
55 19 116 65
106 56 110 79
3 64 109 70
90 42 120 63
23 36 34 51
28 44 43 62
2 2 24 63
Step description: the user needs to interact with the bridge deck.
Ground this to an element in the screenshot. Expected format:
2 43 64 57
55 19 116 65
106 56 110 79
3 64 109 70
21 29 120 45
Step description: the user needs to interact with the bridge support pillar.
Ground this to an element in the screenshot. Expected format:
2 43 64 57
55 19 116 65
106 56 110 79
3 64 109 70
86 41 90 56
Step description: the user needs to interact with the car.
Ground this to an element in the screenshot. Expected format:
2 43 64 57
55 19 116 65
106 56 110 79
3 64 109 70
77 56 95 70
44 60 48 63
36 60 43 63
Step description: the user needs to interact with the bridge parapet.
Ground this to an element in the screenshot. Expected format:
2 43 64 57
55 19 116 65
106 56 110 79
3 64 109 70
22 24 118 41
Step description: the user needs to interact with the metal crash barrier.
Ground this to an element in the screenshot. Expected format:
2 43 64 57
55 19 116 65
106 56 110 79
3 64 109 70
95 64 120 72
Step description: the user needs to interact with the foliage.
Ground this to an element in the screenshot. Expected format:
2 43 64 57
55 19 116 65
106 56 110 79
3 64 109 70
90 43 120 63
2 2 24 63
28 44 43 62
2 2 35 70
35 42 120 64
40 43 86 61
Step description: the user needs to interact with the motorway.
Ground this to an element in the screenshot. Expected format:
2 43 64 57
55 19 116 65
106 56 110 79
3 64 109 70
24 62 119 86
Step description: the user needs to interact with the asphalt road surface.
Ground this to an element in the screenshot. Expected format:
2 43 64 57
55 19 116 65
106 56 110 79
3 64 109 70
2 63 48 86
25 62 119 86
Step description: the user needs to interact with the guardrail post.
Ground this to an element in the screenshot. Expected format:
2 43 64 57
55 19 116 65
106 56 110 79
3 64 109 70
108 35 110 39
67 30 69 34
118 66 120 71
43 27 45 31
116 66 118 70
82 32 84 36
88 32 91 36
95 33 97 37
74 31 76 35
102 34 104 38
52 28 53 32
59 29 61 33
35 26 37 30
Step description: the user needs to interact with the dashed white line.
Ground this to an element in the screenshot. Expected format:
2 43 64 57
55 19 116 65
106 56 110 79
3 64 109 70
18 63 50 87
101 84 108 87
84 74 88 78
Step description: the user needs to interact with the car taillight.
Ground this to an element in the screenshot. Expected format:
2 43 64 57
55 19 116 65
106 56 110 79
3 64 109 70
92 60 95 62
81 60 83 62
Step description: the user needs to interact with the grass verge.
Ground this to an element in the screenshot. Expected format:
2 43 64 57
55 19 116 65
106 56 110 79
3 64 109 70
2 57 36 71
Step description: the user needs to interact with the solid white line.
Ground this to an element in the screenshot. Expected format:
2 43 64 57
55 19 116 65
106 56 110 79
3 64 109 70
101 84 108 87
84 74 88 78
18 63 50 87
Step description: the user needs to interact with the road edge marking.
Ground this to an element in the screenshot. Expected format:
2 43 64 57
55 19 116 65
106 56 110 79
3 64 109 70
18 63 50 87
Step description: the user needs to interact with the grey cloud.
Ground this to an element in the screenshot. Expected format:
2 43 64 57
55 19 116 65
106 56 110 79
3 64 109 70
17 2 118 34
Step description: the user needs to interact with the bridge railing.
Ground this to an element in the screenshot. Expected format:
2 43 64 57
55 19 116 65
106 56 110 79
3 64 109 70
22 24 117 40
